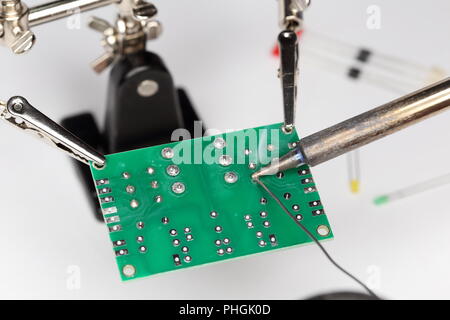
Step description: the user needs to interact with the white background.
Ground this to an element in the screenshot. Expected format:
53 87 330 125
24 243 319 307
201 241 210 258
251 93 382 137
0 0 449 299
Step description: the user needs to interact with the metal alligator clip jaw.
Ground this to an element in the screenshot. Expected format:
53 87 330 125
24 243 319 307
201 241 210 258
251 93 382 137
278 29 299 133
1 96 106 167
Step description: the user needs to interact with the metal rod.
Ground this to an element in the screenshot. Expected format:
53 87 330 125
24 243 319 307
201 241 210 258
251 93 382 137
253 77 450 178
29 0 119 27
278 0 310 30
346 150 361 194
299 77 450 166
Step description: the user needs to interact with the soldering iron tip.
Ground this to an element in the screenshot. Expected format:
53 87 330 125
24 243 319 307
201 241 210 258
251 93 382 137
252 160 282 180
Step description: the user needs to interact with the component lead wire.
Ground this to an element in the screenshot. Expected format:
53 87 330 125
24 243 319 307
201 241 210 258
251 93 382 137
374 173 450 206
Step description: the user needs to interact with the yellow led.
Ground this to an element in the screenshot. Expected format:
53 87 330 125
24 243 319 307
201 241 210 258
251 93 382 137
350 180 360 194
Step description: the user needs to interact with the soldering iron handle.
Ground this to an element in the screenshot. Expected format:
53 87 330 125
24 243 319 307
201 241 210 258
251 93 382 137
299 77 450 167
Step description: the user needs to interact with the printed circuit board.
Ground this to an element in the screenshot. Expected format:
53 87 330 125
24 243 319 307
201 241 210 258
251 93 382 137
90 123 333 280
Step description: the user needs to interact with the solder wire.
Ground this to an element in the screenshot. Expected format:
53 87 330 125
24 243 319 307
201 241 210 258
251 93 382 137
254 177 378 299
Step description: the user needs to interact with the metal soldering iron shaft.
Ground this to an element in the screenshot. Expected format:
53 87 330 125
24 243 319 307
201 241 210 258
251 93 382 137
301 77 450 166
254 77 450 178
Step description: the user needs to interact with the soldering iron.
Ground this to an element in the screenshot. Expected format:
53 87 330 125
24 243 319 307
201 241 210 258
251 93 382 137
253 77 450 179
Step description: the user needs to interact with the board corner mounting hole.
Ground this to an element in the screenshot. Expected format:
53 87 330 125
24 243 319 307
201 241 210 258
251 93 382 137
90 122 333 280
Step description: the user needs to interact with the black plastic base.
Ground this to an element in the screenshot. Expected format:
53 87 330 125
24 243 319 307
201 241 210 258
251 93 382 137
62 50 203 221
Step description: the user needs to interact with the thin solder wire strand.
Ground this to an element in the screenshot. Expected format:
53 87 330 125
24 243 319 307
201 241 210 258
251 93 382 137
254 177 378 299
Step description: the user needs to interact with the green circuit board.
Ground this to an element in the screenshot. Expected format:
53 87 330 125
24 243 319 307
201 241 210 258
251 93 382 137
90 123 333 281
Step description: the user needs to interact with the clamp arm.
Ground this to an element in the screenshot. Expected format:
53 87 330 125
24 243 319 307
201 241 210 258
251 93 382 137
277 0 310 132
0 0 159 56
0 96 105 167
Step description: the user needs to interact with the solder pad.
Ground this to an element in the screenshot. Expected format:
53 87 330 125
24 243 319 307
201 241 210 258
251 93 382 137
90 123 333 281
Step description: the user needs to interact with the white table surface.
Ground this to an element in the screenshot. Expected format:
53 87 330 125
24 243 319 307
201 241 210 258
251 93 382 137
0 0 449 299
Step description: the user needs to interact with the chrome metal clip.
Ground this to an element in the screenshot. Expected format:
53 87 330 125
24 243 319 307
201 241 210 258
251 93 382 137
278 30 299 133
2 96 105 167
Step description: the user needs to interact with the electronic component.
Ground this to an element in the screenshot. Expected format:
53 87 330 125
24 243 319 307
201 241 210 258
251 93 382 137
272 30 446 94
90 123 333 281
347 150 361 194
374 172 450 206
